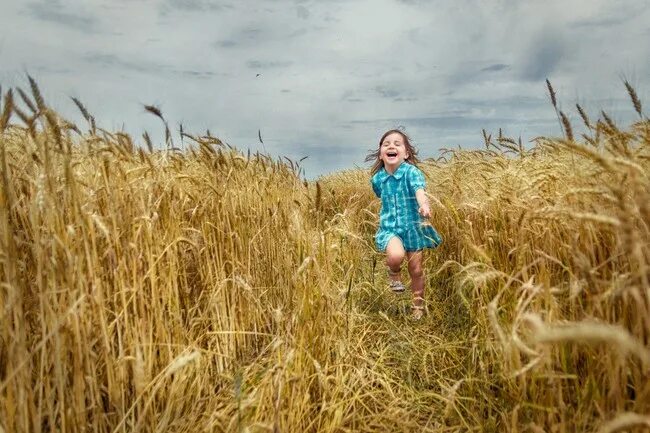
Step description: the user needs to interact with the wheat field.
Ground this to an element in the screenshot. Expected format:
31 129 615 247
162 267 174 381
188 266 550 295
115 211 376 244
0 79 649 432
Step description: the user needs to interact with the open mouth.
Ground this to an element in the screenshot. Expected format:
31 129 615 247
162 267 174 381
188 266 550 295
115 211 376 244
386 151 398 158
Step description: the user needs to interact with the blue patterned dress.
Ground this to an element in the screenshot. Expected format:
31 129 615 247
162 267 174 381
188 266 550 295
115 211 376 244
371 162 443 252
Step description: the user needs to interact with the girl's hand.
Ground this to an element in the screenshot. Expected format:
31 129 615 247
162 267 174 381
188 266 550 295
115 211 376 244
418 204 431 218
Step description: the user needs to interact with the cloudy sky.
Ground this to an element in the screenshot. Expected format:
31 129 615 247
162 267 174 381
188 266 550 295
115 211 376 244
1 0 649 178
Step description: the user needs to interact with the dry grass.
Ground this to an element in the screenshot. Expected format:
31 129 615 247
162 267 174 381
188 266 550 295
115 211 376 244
0 80 649 432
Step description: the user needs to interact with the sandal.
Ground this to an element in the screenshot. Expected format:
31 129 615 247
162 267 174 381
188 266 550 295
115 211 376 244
388 269 406 293
389 280 406 293
411 297 425 320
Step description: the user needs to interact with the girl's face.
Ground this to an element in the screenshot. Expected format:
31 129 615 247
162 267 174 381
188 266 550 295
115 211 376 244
379 132 409 170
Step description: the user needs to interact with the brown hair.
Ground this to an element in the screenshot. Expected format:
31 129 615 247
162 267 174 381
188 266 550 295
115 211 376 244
365 129 420 175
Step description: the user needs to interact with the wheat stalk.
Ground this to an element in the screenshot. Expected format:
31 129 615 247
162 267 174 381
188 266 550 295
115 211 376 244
623 80 643 118
576 103 592 129
596 412 650 433
0 89 12 132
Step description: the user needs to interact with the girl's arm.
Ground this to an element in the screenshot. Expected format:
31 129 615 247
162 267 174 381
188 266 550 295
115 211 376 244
409 167 430 218
415 188 431 218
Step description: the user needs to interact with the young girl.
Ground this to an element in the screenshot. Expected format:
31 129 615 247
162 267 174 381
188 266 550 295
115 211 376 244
366 129 442 320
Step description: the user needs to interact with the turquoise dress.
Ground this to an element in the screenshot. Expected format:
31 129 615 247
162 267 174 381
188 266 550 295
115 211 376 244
371 163 443 252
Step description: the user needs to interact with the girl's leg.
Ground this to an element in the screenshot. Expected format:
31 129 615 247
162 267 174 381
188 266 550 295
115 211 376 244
386 236 405 283
406 251 425 313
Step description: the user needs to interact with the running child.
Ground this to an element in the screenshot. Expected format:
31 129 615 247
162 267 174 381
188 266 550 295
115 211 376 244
366 129 442 320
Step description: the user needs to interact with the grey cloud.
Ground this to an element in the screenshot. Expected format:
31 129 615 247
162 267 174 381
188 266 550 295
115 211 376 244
395 0 430 5
520 32 566 81
212 27 263 50
172 68 230 79
214 40 237 48
178 70 217 79
246 60 292 69
447 60 513 87
323 14 340 23
347 115 495 129
297 5 310 19
481 63 509 72
289 28 309 38
83 53 220 79
162 0 234 12
347 115 557 131
26 1 98 33
34 65 72 75
83 53 167 74
573 6 644 28
445 65 483 87
341 91 364 102
449 95 547 110
241 28 262 38
574 16 630 27
407 28 435 47
345 86 416 102
374 86 400 98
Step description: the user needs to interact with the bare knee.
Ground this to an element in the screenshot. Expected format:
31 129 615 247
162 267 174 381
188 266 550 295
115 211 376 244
385 237 405 270
386 251 404 270
408 264 423 279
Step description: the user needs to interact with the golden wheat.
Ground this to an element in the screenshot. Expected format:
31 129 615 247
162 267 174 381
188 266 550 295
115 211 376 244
0 80 648 432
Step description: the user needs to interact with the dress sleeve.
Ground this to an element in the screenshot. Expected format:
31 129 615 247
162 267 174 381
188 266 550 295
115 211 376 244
408 166 426 194
371 177 381 198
